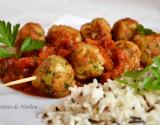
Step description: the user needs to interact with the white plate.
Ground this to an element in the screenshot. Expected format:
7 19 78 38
0 4 160 125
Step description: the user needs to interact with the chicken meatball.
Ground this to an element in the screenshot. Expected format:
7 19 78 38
112 18 139 41
16 22 45 50
46 25 82 57
80 18 112 41
70 42 105 80
133 34 160 65
115 41 141 71
32 55 75 97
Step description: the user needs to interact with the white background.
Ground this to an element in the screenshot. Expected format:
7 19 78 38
0 0 160 29
0 0 160 125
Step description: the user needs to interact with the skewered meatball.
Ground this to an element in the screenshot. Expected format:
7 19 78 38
115 40 141 71
15 22 45 50
70 42 105 80
46 25 82 58
32 55 75 97
112 18 139 41
80 18 112 41
133 34 160 65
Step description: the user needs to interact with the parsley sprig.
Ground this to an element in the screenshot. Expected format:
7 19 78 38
136 24 156 35
0 20 45 58
0 47 16 58
0 20 20 47
21 37 45 53
116 57 160 92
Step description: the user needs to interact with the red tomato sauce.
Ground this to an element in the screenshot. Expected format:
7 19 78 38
0 45 56 97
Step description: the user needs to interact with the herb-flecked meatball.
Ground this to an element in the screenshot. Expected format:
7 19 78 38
112 18 139 41
133 34 160 65
16 22 45 50
32 55 75 97
80 18 112 41
70 42 105 80
115 41 141 71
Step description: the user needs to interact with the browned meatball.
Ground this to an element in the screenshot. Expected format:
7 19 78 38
80 18 112 41
112 18 139 41
70 42 105 80
115 40 141 71
15 22 45 50
32 55 75 98
46 25 82 49
133 34 160 65
46 25 82 58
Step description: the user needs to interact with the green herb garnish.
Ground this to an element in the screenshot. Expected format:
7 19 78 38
116 57 160 92
136 24 156 35
21 37 45 53
0 20 20 47
0 48 16 58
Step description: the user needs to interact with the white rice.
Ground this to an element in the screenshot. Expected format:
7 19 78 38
40 79 160 125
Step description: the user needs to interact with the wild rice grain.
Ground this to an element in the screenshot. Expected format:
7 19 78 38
40 79 160 125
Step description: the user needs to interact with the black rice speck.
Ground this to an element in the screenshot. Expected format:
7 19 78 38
48 120 52 124
71 98 75 103
42 113 48 119
88 118 101 123
146 106 155 113
55 106 60 111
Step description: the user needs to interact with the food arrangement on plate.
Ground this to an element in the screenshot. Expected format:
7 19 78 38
0 17 160 124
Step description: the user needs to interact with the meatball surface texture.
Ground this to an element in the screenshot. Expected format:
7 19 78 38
80 18 112 41
70 42 105 80
112 18 139 41
115 40 141 71
32 55 75 97
133 34 160 65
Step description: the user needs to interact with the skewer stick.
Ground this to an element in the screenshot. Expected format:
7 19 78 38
0 76 37 87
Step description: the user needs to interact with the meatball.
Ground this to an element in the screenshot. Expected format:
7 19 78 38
46 25 82 57
115 41 141 71
70 42 105 80
15 22 45 50
80 18 112 41
133 34 160 65
32 55 75 97
112 18 139 41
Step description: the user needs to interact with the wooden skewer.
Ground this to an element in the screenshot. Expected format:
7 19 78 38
0 76 37 87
